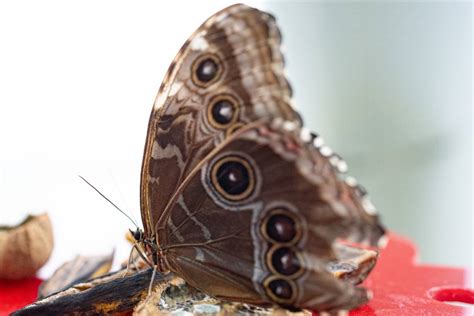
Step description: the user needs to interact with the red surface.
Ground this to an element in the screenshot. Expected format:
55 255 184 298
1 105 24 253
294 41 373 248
0 233 472 315
0 277 42 315
334 233 472 316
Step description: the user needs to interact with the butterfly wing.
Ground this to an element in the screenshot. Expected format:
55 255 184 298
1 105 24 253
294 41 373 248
159 122 385 311
140 4 300 238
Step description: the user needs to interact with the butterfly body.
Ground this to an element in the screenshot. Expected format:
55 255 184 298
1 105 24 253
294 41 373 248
138 4 385 312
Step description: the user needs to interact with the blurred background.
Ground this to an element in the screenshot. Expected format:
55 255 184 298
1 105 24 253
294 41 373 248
0 1 471 279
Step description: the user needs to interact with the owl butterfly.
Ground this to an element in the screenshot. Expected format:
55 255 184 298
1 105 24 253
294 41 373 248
138 3 385 313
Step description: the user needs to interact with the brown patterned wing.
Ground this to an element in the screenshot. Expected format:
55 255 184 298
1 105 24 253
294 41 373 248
140 4 300 239
158 122 385 312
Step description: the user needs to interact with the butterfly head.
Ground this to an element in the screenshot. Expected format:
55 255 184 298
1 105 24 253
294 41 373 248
129 228 144 243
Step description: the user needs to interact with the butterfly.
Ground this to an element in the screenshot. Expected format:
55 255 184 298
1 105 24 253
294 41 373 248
135 3 385 313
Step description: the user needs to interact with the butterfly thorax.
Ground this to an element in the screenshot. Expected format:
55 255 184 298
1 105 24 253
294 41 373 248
131 228 171 273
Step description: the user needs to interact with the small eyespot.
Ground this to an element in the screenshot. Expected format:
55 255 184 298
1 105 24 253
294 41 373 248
269 246 302 276
192 54 223 87
262 208 301 245
212 99 233 124
264 276 296 304
197 58 217 81
210 155 255 201
266 213 296 243
269 278 292 299
207 95 239 129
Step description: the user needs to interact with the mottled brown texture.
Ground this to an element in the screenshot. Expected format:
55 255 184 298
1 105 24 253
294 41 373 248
160 124 383 311
0 213 53 279
140 4 300 240
136 3 385 313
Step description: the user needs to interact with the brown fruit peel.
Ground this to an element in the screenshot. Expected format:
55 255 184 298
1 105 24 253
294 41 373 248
0 213 54 279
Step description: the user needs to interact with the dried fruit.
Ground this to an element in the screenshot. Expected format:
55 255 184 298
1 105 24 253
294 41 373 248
0 213 53 279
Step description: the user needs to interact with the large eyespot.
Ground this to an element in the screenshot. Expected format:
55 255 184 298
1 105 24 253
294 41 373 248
263 276 296 304
267 245 303 278
192 54 223 87
210 155 255 201
207 94 239 129
261 208 301 245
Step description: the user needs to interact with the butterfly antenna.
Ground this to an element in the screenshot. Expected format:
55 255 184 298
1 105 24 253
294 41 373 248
107 169 140 229
78 175 139 229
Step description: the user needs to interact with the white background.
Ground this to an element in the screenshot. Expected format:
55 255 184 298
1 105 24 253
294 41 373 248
0 1 471 279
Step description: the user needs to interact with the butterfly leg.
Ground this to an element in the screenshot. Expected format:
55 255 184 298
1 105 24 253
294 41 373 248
148 264 158 296
124 244 137 277
124 243 154 279
135 264 160 313
134 242 154 268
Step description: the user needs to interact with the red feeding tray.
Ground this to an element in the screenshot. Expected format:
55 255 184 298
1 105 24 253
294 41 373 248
0 233 472 315
0 277 42 315
341 233 473 316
